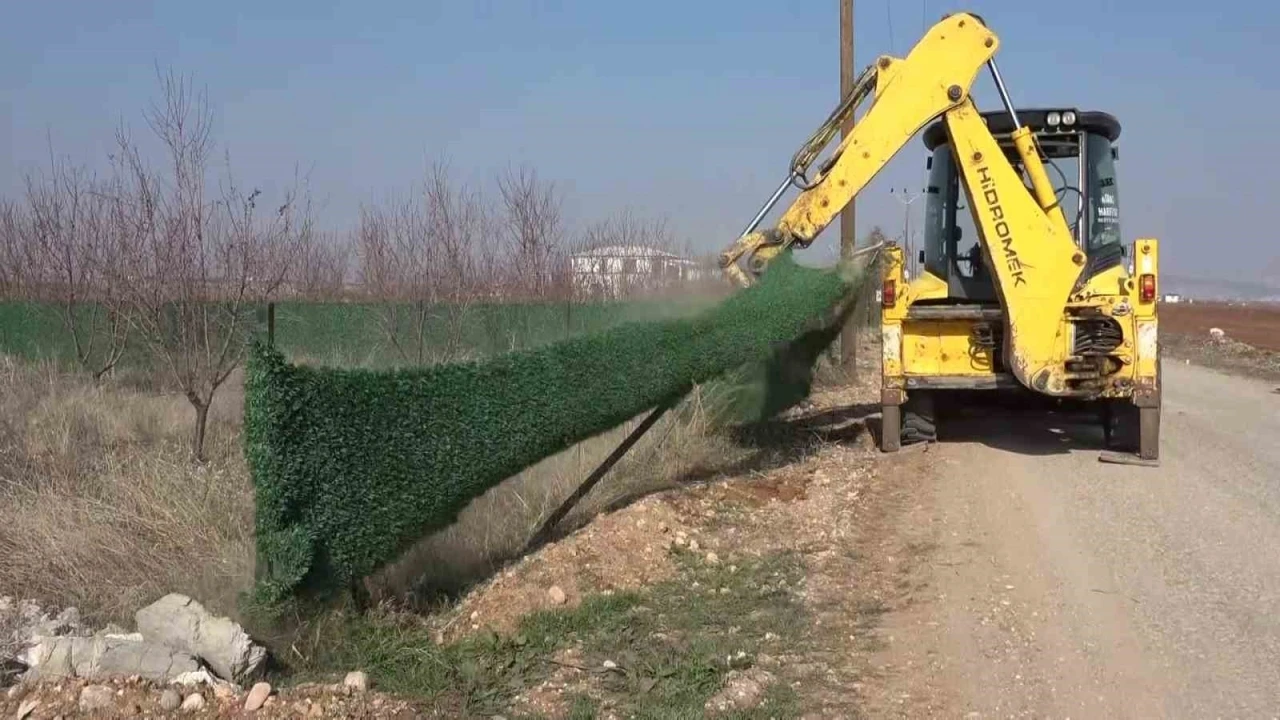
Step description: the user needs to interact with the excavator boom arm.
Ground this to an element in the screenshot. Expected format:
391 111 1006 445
720 13 1001 281
719 12 1084 393
780 17 995 243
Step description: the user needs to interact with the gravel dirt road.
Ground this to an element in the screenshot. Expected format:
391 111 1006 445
869 361 1280 718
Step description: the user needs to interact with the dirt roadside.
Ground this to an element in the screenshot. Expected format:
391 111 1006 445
860 360 1280 719
422 375 972 718
420 334 1279 718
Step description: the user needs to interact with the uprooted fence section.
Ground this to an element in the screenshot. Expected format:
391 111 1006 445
244 251 875 605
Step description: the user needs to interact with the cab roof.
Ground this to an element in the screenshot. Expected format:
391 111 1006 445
922 109 1121 151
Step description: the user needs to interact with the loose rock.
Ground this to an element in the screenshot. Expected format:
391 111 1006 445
704 668 774 715
2 598 89 681
20 634 200 682
343 671 369 693
15 699 38 720
135 594 267 684
159 688 182 711
547 586 567 605
180 693 205 712
78 684 114 713
244 681 271 711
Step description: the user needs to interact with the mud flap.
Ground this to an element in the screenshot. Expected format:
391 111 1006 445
1097 450 1160 468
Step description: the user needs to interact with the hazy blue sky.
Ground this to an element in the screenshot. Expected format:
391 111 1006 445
2 1 1276 283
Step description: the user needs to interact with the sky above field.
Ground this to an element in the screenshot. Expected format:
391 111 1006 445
2 0 1277 286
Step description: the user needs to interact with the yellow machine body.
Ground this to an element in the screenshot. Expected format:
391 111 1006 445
718 11 1161 459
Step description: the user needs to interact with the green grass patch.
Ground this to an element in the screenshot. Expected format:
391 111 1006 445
286 550 807 718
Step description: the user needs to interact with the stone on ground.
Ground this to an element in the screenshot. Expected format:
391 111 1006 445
19 634 200 682
704 668 775 715
15 698 38 719
244 681 272 711
181 692 206 711
343 671 369 693
159 688 182 711
135 593 267 683
77 684 115 713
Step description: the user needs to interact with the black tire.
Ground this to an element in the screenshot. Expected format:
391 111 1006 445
881 404 901 452
902 391 938 445
1103 400 1140 453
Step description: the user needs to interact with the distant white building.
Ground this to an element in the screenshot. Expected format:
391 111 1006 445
1161 294 1183 303
569 244 707 298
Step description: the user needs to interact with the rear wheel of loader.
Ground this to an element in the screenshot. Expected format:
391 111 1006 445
1105 358 1162 460
880 404 901 452
1103 400 1159 460
902 391 938 445
1102 401 1135 452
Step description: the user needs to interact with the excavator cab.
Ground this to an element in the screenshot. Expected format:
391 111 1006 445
918 109 1125 304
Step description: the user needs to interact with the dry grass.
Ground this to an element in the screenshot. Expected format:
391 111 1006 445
0 355 255 623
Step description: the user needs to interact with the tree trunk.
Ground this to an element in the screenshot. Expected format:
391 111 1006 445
191 398 210 462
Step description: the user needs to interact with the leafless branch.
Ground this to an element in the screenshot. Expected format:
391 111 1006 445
105 67 312 460
496 165 563 300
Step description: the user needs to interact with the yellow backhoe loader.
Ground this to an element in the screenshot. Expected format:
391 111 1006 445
719 11 1161 462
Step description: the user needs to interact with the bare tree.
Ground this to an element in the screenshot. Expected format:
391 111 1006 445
356 160 493 364
0 200 32 300
355 187 437 364
289 230 351 301
425 162 495 360
23 153 130 380
109 69 312 460
496 165 563 299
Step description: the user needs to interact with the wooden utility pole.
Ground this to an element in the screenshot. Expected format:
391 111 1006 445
839 0 858 369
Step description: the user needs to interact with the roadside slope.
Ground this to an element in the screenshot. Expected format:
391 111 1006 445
868 361 1280 717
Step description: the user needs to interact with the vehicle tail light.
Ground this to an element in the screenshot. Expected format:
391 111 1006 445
882 279 897 308
1139 274 1156 303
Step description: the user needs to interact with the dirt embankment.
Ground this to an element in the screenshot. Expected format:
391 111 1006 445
1160 301 1280 351
1160 301 1280 381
